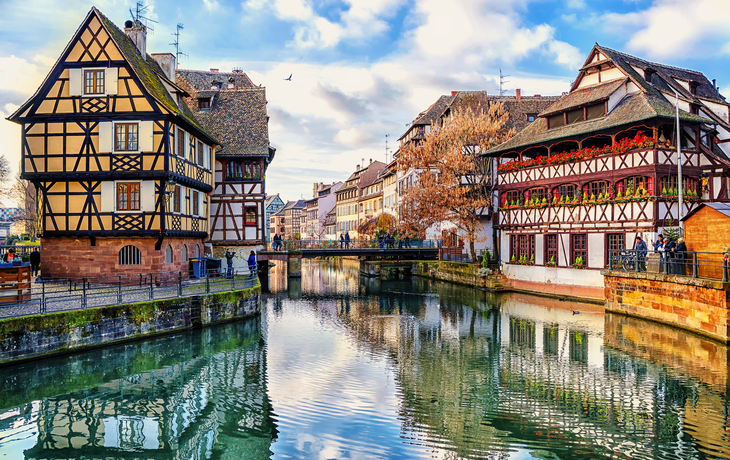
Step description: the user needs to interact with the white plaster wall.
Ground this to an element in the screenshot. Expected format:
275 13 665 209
702 99 730 123
608 83 628 113
503 264 605 288
587 233 604 269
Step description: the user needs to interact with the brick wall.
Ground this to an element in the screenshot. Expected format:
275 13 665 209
40 236 204 279
603 270 730 343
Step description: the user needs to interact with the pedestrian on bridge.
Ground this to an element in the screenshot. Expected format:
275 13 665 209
345 232 350 249
248 250 257 275
340 234 344 249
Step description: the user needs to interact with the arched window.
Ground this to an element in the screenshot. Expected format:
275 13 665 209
182 244 188 263
119 245 141 265
660 176 698 195
617 176 651 195
584 180 609 198
165 245 173 264
502 190 521 206
194 244 200 258
552 184 577 201
525 187 548 203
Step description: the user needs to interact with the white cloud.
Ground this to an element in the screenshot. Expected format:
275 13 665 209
603 0 730 60
0 55 49 93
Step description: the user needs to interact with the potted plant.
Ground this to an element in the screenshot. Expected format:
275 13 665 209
573 256 585 269
546 255 557 267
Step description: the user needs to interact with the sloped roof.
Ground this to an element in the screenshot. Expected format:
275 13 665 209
8 8 214 144
540 79 626 117
176 69 256 91
447 91 561 133
188 88 270 156
682 202 730 221
487 45 720 156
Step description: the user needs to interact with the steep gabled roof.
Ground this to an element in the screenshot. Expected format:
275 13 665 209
176 69 256 91
487 44 721 156
8 7 215 144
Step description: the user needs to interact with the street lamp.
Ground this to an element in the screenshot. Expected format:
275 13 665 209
669 87 683 234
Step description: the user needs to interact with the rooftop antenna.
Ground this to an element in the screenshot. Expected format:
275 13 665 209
129 2 157 33
499 69 510 96
170 23 188 67
385 134 390 163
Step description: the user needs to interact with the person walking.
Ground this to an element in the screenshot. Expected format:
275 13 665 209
225 249 236 278
248 251 257 275
30 248 41 277
635 235 647 272
404 234 411 248
340 233 345 249
344 232 350 249
673 237 687 275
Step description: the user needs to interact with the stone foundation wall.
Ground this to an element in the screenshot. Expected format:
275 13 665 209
603 270 730 343
41 236 204 279
0 281 260 365
413 261 508 291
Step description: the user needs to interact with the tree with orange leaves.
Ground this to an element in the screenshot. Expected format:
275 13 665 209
398 100 514 260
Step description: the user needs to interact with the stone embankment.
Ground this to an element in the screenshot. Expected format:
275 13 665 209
0 281 261 365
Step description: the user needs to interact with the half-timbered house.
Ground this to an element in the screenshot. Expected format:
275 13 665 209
7 8 217 278
176 68 275 264
487 45 730 299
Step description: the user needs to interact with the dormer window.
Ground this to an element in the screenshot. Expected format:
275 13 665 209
690 104 699 115
644 68 655 83
199 98 211 109
211 81 222 90
547 102 606 130
689 81 699 95
526 114 537 122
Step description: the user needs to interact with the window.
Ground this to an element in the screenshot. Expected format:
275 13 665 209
526 114 537 122
192 191 199 216
607 234 625 263
119 245 141 265
586 103 606 120
165 245 173 264
182 244 188 263
194 244 200 258
115 123 138 151
177 129 185 156
548 114 565 129
567 108 583 125
84 69 105 94
173 185 181 213
545 234 558 265
245 207 256 225
197 140 204 166
503 190 521 206
660 176 698 194
198 98 211 109
554 184 577 200
586 180 609 198
525 187 547 203
618 176 650 195
571 234 587 265
117 183 140 211
510 234 535 260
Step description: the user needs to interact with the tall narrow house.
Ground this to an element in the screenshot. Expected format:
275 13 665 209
176 68 275 260
7 8 217 278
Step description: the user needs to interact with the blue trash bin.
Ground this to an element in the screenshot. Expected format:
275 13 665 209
189 258 205 279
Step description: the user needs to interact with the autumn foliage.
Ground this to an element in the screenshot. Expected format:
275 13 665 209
398 100 515 259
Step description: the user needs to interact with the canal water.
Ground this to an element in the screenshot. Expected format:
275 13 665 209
1 259 729 459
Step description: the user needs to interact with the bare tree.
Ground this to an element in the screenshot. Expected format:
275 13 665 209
398 101 514 260
10 173 40 241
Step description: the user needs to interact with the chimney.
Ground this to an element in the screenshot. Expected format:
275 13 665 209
534 94 541 97
369 158 372 164
210 68 219 73
713 79 717 90
451 91 458 96
124 20 147 57
515 89 521 100
151 53 177 81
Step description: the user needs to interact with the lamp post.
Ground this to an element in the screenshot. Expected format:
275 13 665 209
669 87 683 234
164 178 176 232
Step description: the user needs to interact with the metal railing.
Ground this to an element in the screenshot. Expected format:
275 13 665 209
268 238 441 251
608 249 730 281
0 266 259 319
0 245 37 258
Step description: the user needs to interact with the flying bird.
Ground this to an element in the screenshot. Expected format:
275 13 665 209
284 74 292 81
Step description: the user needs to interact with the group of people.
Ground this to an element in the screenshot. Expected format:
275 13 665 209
2 248 41 277
339 232 351 249
225 249 257 278
377 232 410 249
271 233 283 251
634 234 687 274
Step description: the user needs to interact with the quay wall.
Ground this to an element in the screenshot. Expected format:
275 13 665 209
603 270 730 343
0 281 261 366
412 261 508 291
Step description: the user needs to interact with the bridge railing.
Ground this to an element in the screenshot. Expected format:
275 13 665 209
608 249 730 280
268 239 442 251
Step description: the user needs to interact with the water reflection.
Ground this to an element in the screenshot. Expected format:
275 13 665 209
0 319 276 459
1 259 729 459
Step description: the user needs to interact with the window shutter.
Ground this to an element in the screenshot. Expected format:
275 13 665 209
105 67 118 95
141 181 156 212
69 68 82 96
184 132 190 159
98 122 112 153
139 121 154 152
100 182 115 212
204 145 210 170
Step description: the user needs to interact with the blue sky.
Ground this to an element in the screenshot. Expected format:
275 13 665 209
1 0 730 203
